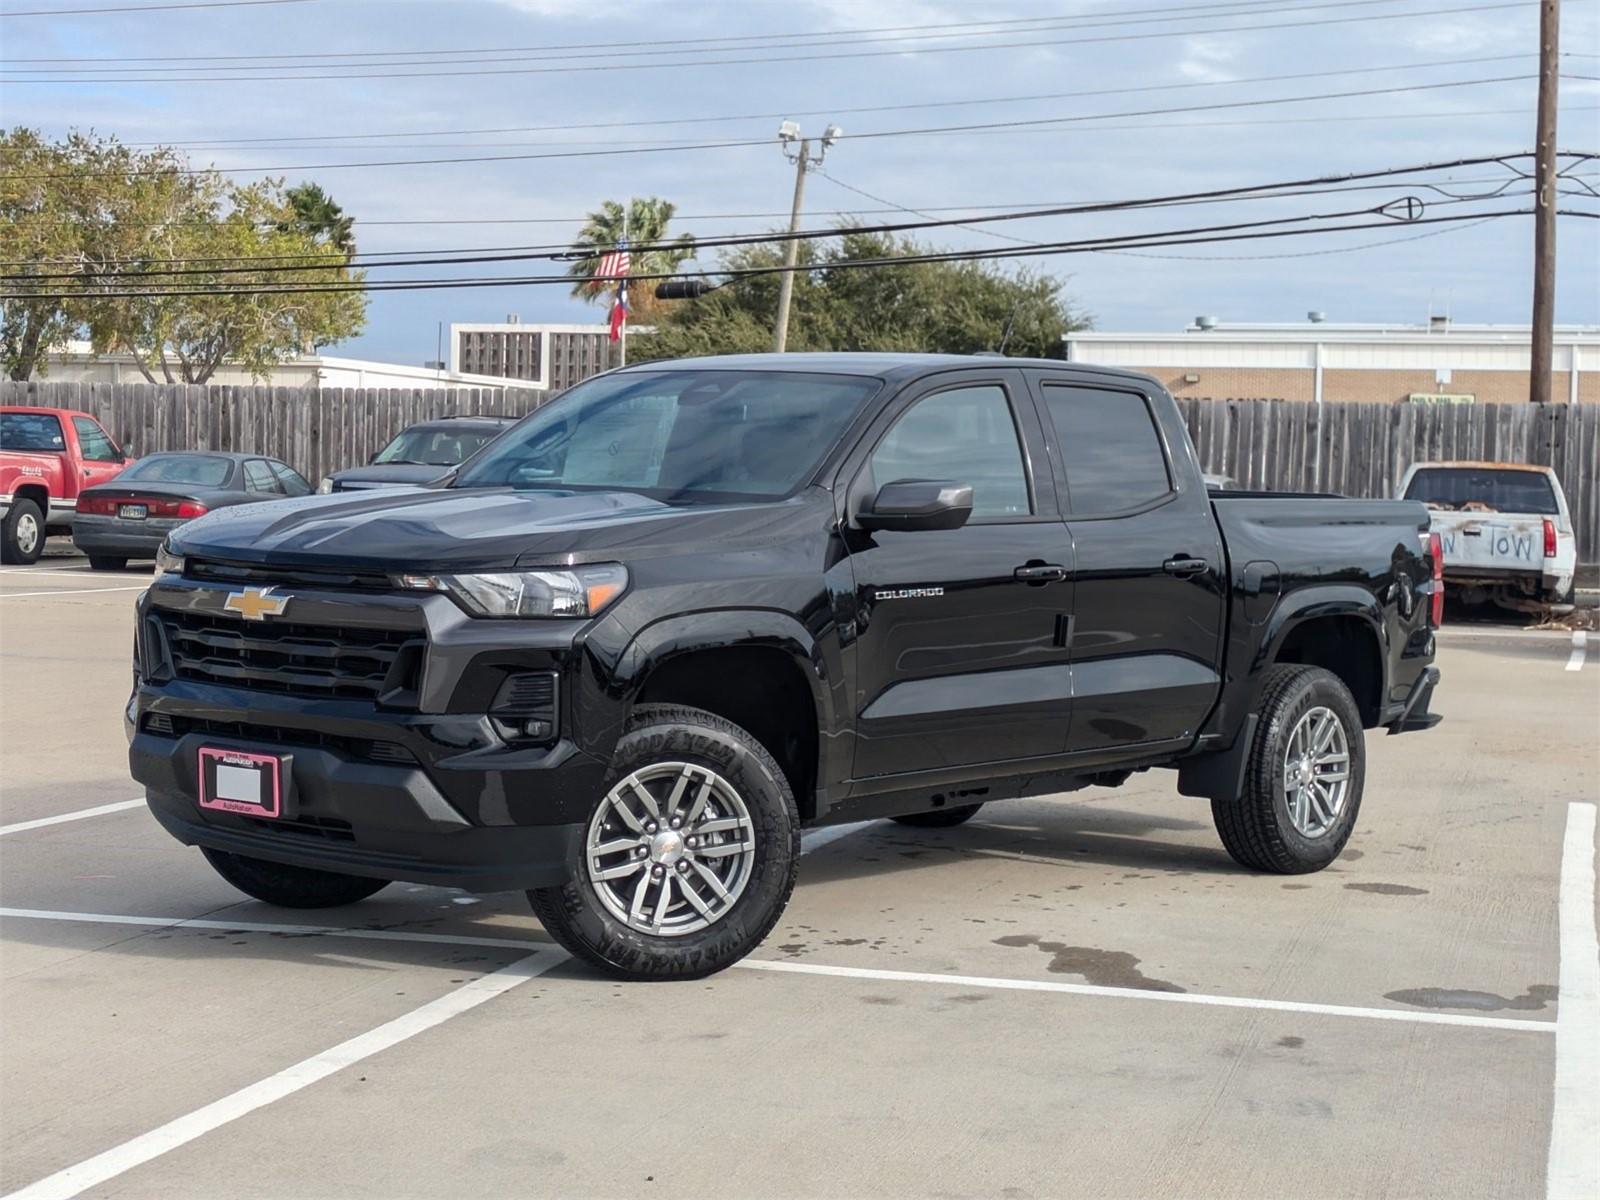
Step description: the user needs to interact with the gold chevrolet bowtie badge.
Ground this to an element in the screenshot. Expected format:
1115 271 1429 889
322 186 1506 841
222 586 289 621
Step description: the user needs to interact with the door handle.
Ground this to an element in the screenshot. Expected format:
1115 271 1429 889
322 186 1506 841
1014 563 1068 583
1163 556 1209 577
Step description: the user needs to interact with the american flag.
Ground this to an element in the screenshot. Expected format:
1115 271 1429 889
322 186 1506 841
601 238 630 343
595 242 630 280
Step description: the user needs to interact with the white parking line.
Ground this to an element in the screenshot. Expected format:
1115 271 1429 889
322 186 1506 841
0 905 1554 1035
0 951 558 1200
0 800 145 837
1564 631 1587 672
0 586 146 599
1547 802 1599 1200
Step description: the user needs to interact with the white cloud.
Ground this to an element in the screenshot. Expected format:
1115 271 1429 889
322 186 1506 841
1176 37 1237 84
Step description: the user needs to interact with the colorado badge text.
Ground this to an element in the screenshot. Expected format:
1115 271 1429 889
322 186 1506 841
873 587 944 601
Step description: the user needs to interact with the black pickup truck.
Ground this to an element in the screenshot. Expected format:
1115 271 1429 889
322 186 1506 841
129 354 1442 979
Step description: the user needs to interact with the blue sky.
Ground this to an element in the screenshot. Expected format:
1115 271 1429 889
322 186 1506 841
3 0 1597 365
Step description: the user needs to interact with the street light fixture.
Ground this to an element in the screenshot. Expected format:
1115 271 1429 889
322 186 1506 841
772 119 841 353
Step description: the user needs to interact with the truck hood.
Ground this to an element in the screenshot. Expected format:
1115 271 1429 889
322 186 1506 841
327 463 453 490
169 485 823 570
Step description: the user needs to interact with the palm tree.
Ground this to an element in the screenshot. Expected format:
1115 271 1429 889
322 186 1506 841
567 197 695 321
284 183 355 259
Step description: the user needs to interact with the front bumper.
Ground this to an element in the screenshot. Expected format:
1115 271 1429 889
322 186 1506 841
129 570 620 892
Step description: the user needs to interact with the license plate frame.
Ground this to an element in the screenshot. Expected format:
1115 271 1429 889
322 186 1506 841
197 746 286 819
118 503 148 521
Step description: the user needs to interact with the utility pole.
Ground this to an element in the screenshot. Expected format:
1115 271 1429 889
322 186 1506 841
1530 0 1560 404
772 121 841 353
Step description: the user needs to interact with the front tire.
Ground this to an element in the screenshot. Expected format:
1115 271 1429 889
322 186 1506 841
1 498 45 565
200 847 390 908
529 704 799 980
1211 665 1365 874
891 803 983 828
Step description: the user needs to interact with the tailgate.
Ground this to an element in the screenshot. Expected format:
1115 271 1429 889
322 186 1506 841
1430 511 1543 572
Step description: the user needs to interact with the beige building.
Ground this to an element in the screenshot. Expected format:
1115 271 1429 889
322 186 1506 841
1063 319 1600 405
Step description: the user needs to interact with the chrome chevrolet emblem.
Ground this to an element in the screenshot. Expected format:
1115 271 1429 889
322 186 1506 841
223 586 289 621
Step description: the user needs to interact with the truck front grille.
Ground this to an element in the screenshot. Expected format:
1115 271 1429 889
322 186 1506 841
158 610 422 701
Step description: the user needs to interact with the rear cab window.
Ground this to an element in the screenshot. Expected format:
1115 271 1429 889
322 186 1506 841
1040 384 1173 515
1 412 66 452
1404 467 1558 515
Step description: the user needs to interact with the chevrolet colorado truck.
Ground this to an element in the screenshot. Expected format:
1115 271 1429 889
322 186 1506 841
128 354 1443 980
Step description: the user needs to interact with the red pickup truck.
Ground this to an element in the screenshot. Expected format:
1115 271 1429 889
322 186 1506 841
1 407 133 564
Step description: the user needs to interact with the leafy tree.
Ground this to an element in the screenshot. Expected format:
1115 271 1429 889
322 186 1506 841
0 127 366 384
283 182 355 258
635 229 1089 361
566 197 695 323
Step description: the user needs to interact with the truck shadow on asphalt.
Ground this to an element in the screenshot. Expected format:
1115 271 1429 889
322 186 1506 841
800 800 1236 887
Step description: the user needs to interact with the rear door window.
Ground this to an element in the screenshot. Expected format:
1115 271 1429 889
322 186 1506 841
1041 385 1172 515
242 460 283 494
1 412 66 452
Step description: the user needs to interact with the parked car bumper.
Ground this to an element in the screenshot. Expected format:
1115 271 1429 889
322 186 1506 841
72 513 183 558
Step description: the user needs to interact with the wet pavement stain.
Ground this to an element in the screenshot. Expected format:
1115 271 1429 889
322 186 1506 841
860 995 901 1006
1282 883 1312 890
993 935 1186 992
1341 849 1364 861
1385 984 1556 1012
1276 1035 1305 1048
1344 882 1429 896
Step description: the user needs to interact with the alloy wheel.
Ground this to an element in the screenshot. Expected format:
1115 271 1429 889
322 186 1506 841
1282 705 1351 839
584 761 757 937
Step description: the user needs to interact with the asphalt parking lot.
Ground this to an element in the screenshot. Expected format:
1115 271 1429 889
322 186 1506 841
1 559 1596 1200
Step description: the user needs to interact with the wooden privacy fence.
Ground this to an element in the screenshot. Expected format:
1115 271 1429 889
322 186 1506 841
1176 398 1599 562
0 381 551 488
3 382 1596 561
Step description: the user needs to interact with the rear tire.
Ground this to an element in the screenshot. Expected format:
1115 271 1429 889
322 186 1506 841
1211 665 1365 874
200 847 390 908
529 704 799 980
890 803 983 828
1 498 45 565
87 555 128 571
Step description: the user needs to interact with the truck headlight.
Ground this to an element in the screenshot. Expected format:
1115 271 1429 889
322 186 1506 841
154 544 185 576
395 563 627 618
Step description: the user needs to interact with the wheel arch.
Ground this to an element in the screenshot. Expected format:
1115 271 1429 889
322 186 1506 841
1260 588 1386 727
615 611 839 820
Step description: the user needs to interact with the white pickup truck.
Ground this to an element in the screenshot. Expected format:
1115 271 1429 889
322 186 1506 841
1397 461 1577 614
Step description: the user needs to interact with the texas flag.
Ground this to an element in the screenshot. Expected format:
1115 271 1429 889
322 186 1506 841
597 240 630 343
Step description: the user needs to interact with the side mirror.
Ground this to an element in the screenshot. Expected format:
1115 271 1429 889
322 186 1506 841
857 479 974 532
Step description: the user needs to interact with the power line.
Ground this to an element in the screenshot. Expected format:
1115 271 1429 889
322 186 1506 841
8 76 1550 180
0 0 1396 60
0 0 316 16
24 53 1543 150
1100 213 1507 258
0 0 1438 73
3 154 1555 277
0 211 1552 302
0 0 1546 83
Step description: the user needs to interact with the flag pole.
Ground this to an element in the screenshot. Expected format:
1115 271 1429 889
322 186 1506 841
618 202 629 368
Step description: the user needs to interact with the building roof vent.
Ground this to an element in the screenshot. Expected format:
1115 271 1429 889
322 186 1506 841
1307 310 1326 323
1429 314 1449 332
1195 315 1219 330
506 314 521 324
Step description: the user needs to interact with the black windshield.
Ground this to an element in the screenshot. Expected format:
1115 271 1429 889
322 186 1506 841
1404 468 1558 515
455 369 878 502
375 425 502 467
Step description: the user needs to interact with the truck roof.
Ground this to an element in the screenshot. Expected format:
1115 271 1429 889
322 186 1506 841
614 352 1158 387
1 405 101 421
1410 461 1558 476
